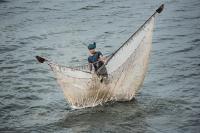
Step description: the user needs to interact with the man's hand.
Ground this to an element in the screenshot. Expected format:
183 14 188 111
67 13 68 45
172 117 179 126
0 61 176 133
99 55 107 63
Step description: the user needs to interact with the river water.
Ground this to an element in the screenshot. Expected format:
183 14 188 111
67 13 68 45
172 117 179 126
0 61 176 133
0 0 200 132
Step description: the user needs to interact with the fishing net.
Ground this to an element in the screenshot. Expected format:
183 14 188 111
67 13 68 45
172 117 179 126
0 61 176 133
45 16 155 108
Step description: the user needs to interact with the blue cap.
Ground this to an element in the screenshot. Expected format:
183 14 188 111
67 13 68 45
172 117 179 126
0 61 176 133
88 42 96 50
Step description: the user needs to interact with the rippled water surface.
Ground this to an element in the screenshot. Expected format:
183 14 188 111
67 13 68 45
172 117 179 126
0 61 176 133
0 0 200 132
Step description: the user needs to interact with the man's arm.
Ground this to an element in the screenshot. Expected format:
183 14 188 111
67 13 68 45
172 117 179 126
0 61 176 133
88 57 93 72
89 63 93 72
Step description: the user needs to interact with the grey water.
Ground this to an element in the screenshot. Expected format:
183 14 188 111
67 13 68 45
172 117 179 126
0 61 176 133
0 0 200 132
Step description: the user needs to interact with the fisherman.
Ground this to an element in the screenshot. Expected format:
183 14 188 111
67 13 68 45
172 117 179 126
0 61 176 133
88 42 108 78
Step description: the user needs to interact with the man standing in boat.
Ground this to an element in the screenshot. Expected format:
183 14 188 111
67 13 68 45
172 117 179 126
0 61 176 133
88 42 108 78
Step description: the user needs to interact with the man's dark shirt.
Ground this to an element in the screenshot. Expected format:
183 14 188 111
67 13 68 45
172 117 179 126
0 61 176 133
88 51 104 71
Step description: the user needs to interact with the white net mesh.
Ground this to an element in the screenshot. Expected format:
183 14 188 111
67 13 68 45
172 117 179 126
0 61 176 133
47 16 155 108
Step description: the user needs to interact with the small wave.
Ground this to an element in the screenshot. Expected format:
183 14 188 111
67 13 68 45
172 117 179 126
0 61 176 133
175 9 185 12
170 47 194 54
0 45 20 54
0 65 22 71
21 77 54 83
182 16 200 20
107 21 112 24
0 0 8 3
117 6 131 9
191 39 200 43
187 55 200 59
29 105 52 111
41 7 61 11
104 45 112 48
178 73 200 79
104 31 112 34
21 59 37 65
176 34 187 37
0 94 14 100
46 31 70 36
34 47 54 51
2 103 27 111
158 37 175 41
174 47 193 53
25 1 39 4
22 36 45 41
14 86 30 92
18 95 41 101
18 41 29 45
79 5 100 11
18 68 39 75
9 6 28 10
98 0 106 4
1 75 19 80
69 58 80 63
